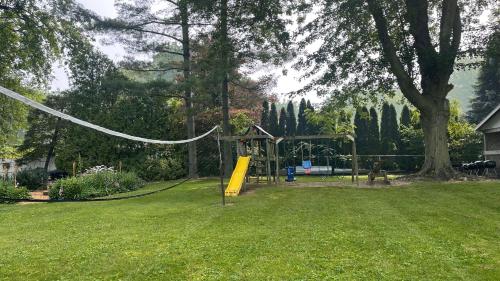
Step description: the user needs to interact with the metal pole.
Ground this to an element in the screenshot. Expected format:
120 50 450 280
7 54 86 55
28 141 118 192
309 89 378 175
217 128 225 206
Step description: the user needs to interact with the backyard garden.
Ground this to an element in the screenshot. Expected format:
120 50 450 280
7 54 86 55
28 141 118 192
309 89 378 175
1 0 499 280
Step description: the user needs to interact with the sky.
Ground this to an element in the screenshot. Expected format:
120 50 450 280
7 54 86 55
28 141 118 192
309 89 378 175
51 0 317 103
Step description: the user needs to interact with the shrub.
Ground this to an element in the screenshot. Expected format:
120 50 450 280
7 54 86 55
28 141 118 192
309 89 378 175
0 180 31 203
137 158 185 181
48 170 69 181
49 171 144 200
16 168 49 190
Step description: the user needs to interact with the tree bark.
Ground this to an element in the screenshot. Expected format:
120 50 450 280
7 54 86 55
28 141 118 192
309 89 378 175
220 0 233 177
419 99 455 179
180 1 198 178
366 0 461 179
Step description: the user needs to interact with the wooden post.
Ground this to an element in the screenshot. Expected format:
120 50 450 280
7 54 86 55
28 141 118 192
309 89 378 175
352 139 359 186
266 139 271 184
119 161 122 173
275 142 280 183
351 142 355 183
72 161 77 177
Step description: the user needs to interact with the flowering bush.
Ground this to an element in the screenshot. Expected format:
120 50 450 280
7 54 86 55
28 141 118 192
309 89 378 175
83 165 115 175
48 171 144 200
0 180 31 203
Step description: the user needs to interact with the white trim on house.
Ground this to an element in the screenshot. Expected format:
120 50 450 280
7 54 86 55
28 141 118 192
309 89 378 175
484 150 500 156
476 104 500 131
482 128 500 134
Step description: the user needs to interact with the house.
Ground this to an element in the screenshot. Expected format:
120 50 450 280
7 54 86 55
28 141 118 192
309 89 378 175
476 104 500 174
1 158 57 179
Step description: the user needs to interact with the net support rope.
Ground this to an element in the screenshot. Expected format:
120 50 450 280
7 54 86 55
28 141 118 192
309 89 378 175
0 85 219 144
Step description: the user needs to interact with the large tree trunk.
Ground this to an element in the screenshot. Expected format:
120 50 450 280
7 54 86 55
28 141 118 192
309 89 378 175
220 0 233 177
366 0 461 180
180 2 198 178
418 99 455 179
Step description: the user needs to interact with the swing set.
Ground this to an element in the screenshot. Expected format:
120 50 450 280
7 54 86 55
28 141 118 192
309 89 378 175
221 126 360 194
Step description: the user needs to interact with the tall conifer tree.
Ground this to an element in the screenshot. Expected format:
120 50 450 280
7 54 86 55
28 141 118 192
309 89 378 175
389 104 400 152
260 100 270 130
297 98 307 135
354 107 370 155
400 105 411 128
380 103 393 154
286 101 297 136
367 107 380 155
278 107 287 137
269 103 279 136
468 30 500 124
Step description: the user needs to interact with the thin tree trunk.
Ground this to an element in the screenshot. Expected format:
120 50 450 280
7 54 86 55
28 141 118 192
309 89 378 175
44 118 61 172
220 0 233 177
418 99 455 179
180 1 198 178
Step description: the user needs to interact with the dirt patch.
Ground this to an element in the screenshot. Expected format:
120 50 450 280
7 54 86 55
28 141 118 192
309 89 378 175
282 180 411 189
16 190 49 205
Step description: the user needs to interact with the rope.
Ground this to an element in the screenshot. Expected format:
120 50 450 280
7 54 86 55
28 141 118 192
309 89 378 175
0 85 219 144
0 178 191 203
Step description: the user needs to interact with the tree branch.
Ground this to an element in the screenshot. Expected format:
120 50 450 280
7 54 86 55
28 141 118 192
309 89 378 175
366 0 428 110
439 0 458 54
0 4 13 11
404 0 438 78
124 67 183 72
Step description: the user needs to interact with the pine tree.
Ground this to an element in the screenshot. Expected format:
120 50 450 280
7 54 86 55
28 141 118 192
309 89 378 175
305 100 317 135
338 110 351 155
297 98 307 135
389 104 400 153
354 107 370 155
367 107 380 155
278 107 287 137
286 101 297 136
380 103 393 154
269 103 279 136
400 105 411 128
260 100 270 130
468 30 500 124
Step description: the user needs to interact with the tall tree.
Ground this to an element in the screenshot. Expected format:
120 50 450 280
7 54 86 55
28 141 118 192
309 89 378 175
468 30 500 124
0 0 83 156
295 0 495 178
278 108 287 137
94 0 204 178
305 100 317 134
260 100 270 130
368 107 380 155
400 105 412 128
269 103 279 136
380 103 394 154
18 96 66 171
297 98 307 135
286 101 297 136
200 0 290 177
389 104 400 152
354 107 370 155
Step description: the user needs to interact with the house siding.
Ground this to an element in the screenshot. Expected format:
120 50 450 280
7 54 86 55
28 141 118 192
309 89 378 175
485 154 500 175
485 132 500 151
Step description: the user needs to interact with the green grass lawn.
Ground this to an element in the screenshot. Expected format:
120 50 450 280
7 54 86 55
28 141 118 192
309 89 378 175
0 179 499 280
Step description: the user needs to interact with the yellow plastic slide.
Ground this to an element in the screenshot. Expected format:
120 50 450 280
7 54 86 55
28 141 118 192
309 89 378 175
225 156 251 197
